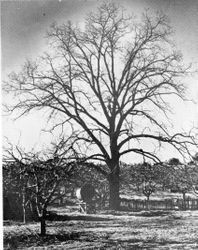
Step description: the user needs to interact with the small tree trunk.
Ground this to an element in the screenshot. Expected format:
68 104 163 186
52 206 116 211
71 188 75 198
182 192 186 210
40 209 47 236
182 192 186 202
22 191 26 223
145 195 150 210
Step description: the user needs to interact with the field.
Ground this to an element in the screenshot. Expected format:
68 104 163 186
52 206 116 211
4 205 198 250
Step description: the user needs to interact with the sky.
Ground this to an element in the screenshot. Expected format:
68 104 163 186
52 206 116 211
1 0 198 162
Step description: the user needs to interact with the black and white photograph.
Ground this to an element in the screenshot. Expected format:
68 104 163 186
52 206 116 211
2 0 198 249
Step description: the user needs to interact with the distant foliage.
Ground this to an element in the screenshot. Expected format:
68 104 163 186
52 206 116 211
164 159 192 201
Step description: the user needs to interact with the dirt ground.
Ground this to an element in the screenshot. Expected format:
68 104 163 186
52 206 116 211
3 207 198 250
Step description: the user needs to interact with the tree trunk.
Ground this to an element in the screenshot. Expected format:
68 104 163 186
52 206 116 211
182 192 186 202
182 192 186 210
40 209 47 236
142 194 149 210
108 163 120 210
22 190 26 223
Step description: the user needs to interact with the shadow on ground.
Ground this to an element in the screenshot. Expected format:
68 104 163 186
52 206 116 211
46 211 113 221
5 230 194 250
4 232 81 250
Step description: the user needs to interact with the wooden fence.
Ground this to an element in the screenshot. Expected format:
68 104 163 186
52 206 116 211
120 198 198 211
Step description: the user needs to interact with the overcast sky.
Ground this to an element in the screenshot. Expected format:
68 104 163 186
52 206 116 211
2 0 198 162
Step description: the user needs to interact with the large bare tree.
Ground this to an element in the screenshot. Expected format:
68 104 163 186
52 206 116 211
5 3 197 209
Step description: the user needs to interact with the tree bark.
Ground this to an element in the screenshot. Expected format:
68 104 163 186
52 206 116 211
108 162 120 210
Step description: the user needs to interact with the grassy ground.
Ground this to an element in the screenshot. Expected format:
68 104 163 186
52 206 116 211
4 207 198 250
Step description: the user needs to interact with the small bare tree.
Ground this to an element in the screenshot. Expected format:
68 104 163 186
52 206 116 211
4 2 197 209
3 140 76 236
130 163 161 201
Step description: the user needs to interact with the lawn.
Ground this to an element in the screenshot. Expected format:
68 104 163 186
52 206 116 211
4 207 198 249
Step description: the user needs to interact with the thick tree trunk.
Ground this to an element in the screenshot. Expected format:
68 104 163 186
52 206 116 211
108 163 120 210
